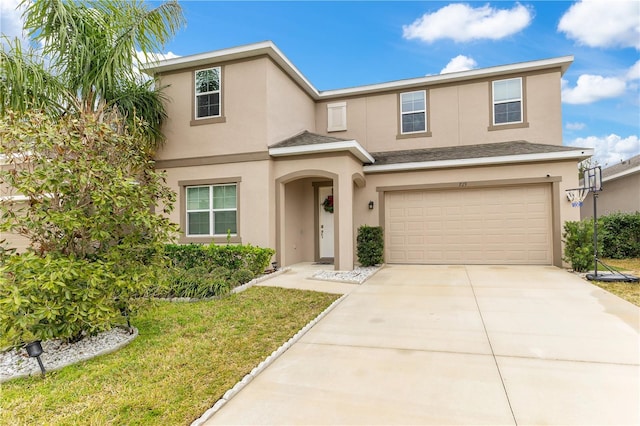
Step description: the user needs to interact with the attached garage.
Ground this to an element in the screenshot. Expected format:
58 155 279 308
385 184 552 265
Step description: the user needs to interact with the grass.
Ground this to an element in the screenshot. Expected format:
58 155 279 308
0 287 339 425
590 258 640 307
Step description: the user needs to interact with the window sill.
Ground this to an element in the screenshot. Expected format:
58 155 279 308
179 235 242 244
488 122 529 131
396 131 432 140
190 116 226 126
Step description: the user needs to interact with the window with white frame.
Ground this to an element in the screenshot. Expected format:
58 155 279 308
186 184 237 236
400 90 427 134
492 78 522 125
195 67 221 119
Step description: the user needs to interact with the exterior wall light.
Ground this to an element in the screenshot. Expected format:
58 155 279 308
25 340 46 376
368 201 374 210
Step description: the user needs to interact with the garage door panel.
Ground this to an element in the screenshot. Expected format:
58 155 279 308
385 185 552 265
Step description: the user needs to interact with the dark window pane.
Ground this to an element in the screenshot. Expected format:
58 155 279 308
188 212 210 235
197 93 220 118
494 101 521 124
214 211 237 235
402 112 426 133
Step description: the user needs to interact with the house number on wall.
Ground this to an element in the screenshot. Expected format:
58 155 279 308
458 182 468 188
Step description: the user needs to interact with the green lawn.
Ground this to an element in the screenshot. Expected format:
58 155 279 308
591 258 640 307
0 287 339 425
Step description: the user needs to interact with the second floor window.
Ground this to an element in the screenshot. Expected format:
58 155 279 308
186 184 237 236
400 90 427 134
493 78 522 125
195 67 221 119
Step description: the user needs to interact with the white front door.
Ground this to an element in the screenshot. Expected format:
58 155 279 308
318 186 334 259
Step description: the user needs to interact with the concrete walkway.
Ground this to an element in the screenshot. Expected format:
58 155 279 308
204 265 640 425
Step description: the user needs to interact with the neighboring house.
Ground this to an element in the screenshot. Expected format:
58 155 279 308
144 42 590 269
580 154 640 219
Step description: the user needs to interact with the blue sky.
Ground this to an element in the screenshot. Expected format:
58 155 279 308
2 0 639 167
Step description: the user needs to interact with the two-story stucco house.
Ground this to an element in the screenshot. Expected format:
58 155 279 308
143 41 592 270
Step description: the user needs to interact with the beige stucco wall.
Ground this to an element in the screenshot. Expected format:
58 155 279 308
155 56 316 162
160 159 273 248
265 60 316 146
0 200 31 252
315 70 564 153
581 173 640 218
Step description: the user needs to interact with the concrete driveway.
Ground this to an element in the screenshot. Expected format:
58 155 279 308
203 265 640 425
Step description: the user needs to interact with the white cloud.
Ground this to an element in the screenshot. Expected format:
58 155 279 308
562 61 640 104
562 75 627 104
627 60 640 81
403 3 532 43
566 134 640 166
440 55 477 74
558 0 640 50
0 0 29 45
566 122 586 131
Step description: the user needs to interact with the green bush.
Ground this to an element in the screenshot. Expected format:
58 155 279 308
0 253 127 347
563 219 596 272
600 212 640 259
563 212 640 271
230 268 255 287
357 225 384 267
164 243 275 276
151 266 230 299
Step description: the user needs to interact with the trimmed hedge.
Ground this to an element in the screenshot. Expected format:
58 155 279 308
357 225 384 266
164 243 275 277
154 243 275 298
563 211 640 271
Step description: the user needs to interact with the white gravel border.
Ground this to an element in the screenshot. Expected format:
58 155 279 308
0 327 138 383
309 265 383 284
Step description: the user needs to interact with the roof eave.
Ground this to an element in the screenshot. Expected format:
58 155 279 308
320 56 574 99
142 41 573 101
603 165 640 182
142 41 320 99
364 148 593 173
268 140 375 164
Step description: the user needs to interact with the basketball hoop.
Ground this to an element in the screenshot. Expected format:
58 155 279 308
566 187 589 207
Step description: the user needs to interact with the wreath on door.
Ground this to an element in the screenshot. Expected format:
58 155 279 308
322 195 334 213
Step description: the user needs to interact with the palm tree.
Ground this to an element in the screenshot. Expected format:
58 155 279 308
0 0 185 152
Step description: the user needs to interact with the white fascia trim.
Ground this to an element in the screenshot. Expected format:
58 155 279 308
363 148 593 173
603 165 640 182
320 56 574 99
269 140 375 164
143 41 572 101
142 41 320 99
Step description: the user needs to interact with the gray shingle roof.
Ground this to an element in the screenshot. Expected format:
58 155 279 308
371 141 587 165
270 131 349 148
601 154 640 178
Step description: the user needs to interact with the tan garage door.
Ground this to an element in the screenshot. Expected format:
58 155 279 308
385 185 552 264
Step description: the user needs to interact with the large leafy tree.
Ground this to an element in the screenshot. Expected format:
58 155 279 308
0 0 185 344
0 0 185 151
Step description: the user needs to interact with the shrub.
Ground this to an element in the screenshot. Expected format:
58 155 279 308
230 268 255 287
357 225 384 267
600 212 640 259
0 253 126 347
563 219 597 272
164 244 275 276
154 266 231 299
